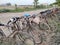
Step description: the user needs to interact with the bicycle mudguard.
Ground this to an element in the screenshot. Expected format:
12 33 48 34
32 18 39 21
33 17 40 24
0 26 13 37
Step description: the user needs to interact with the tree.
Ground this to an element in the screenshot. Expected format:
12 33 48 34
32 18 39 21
50 2 57 6
50 0 60 6
56 0 60 6
15 4 18 11
56 0 60 2
6 3 11 6
33 0 39 8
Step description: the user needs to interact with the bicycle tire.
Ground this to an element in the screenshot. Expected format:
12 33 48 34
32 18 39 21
39 22 50 30
26 24 43 45
49 33 60 45
0 29 5 43
13 31 35 45
47 19 57 32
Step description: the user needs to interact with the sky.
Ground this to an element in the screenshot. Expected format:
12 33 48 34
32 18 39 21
0 0 56 5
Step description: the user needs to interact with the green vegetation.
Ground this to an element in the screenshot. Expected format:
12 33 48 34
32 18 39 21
15 4 18 11
33 0 39 8
56 0 60 6
0 6 47 13
50 0 60 6
0 0 51 13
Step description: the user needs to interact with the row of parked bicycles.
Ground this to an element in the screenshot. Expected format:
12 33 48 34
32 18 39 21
0 7 60 45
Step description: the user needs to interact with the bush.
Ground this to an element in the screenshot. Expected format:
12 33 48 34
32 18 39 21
36 5 46 9
0 9 11 13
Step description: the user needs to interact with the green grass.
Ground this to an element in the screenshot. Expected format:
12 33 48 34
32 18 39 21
0 7 47 13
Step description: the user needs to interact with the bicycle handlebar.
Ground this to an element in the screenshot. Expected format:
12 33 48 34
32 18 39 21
0 24 5 26
0 23 11 27
7 15 37 24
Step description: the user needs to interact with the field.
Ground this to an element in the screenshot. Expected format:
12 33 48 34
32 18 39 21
0 5 49 13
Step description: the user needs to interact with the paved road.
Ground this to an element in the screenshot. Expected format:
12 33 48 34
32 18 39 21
0 9 47 24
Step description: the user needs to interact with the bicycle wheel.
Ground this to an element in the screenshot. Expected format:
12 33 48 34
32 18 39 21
7 21 19 32
47 19 57 32
39 22 50 30
25 22 43 45
49 33 60 45
0 29 5 43
29 29 43 45
14 31 35 45
30 21 40 30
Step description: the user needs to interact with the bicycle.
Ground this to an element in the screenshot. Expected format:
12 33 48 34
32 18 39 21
7 15 43 45
7 17 35 45
22 15 44 45
32 13 51 31
39 10 57 31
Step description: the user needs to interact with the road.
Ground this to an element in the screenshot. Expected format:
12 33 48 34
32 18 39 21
0 9 47 24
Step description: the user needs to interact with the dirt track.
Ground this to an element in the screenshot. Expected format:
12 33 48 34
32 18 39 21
0 9 47 24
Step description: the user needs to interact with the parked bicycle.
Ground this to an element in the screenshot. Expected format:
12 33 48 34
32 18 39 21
0 21 35 45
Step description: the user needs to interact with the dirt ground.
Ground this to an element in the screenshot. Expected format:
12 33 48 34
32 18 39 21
0 9 47 24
